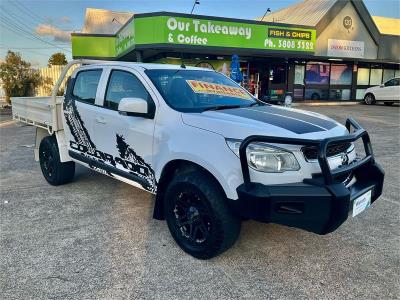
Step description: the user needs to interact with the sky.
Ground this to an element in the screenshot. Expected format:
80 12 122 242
0 0 399 68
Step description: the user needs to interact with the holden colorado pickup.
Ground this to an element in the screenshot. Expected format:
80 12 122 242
11 60 384 259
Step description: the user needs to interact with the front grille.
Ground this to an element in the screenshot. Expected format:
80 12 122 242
302 142 352 161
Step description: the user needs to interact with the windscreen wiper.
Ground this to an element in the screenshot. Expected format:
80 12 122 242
202 105 242 111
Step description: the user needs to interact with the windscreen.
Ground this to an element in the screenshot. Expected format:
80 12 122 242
145 69 256 112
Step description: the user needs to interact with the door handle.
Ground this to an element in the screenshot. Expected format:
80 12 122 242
95 116 107 124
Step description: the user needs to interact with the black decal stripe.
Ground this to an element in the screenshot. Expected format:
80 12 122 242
116 134 157 193
248 106 337 130
63 97 96 152
69 150 152 190
243 107 328 130
220 108 326 134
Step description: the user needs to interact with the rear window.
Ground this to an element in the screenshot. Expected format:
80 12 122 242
73 70 102 104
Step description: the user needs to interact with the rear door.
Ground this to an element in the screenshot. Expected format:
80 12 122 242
90 66 157 193
63 67 103 158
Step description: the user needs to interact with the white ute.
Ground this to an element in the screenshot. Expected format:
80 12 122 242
12 60 384 259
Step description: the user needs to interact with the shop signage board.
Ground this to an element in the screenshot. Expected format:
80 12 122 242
115 19 135 56
73 13 317 58
327 39 365 58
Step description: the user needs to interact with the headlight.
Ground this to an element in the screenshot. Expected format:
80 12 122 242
226 139 300 173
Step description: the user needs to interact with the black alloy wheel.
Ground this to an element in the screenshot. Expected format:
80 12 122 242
40 141 56 179
172 189 212 247
164 170 241 259
39 136 75 185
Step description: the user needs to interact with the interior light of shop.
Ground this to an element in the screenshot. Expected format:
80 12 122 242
166 57 181 60
217 56 224 60
328 58 343 61
195 57 200 60
205 56 209 59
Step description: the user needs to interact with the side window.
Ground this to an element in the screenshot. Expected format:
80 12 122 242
105 70 150 110
384 79 395 87
72 70 102 104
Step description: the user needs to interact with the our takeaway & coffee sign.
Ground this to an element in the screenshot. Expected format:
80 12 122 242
72 12 317 59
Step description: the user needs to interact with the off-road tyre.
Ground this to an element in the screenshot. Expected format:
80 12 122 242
164 169 241 259
39 136 75 185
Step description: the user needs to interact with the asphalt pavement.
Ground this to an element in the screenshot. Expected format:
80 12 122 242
1 103 399 299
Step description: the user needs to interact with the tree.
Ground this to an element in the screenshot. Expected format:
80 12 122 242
0 51 45 103
48 52 67 67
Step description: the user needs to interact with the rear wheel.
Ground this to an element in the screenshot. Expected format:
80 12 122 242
364 93 376 105
164 169 241 259
311 93 320 100
384 102 394 106
39 136 75 185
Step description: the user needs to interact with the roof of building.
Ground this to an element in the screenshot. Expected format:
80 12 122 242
258 0 399 37
82 8 133 34
256 0 337 26
372 16 400 36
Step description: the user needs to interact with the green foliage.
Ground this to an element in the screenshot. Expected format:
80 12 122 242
48 52 67 67
0 51 44 103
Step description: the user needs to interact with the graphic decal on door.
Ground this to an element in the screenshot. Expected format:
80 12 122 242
64 98 96 153
63 97 157 192
116 134 157 193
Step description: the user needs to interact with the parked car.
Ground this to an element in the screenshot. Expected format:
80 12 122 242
11 60 384 259
364 77 400 105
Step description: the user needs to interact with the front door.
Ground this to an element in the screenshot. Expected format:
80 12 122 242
91 67 157 193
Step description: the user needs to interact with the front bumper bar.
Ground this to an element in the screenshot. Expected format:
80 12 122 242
232 118 385 235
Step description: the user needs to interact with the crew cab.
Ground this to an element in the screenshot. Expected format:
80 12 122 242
11 60 384 259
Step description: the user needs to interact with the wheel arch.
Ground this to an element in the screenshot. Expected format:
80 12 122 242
35 128 71 162
153 159 228 220
34 127 50 161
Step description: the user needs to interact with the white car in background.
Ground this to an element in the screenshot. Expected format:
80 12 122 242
364 77 400 105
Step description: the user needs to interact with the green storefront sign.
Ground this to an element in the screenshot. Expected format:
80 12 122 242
72 13 316 58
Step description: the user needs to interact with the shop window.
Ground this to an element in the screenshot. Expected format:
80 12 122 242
357 68 370 85
305 62 330 85
270 65 286 84
383 69 396 83
356 89 366 100
329 89 351 101
330 64 352 85
370 68 383 85
305 88 329 100
294 65 305 85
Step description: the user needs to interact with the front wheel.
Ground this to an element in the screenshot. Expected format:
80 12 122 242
39 136 75 185
364 93 376 105
164 170 241 259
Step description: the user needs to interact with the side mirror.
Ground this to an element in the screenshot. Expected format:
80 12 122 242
118 97 151 118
